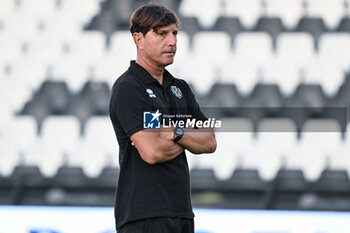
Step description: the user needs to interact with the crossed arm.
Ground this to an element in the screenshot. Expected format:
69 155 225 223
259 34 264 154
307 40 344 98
130 127 216 165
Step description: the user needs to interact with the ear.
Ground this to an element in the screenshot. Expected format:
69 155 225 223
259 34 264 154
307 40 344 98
133 32 144 50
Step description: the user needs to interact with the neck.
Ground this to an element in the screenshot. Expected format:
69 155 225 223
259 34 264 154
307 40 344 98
136 57 164 85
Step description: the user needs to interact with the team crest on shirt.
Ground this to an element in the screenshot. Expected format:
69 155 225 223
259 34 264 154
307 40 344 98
146 88 156 98
170 86 182 99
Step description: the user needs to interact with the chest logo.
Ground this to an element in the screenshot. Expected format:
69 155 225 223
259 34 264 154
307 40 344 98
170 86 182 99
146 88 156 98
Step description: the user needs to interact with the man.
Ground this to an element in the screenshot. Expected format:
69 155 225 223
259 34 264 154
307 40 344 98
109 3 216 233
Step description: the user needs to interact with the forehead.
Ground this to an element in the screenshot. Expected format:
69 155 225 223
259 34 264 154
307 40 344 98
155 23 178 32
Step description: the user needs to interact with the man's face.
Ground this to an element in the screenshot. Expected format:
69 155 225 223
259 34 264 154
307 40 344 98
139 23 178 67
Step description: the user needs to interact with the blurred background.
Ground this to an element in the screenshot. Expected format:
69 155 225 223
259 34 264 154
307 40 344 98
1 0 350 232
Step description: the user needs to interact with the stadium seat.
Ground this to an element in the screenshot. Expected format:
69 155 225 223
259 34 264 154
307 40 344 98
255 118 298 161
173 31 191 65
305 0 345 30
314 169 350 192
92 166 119 189
201 83 242 114
78 81 111 115
0 35 22 63
179 0 222 28
0 0 15 21
276 32 315 69
192 31 232 65
1 116 38 154
0 142 20 176
254 17 285 43
34 80 72 115
50 57 91 92
233 32 273 67
9 58 48 91
59 0 101 26
0 78 32 113
83 116 119 163
66 144 107 177
23 146 63 177
212 16 243 39
337 17 350 32
22 35 65 66
303 60 345 96
3 13 39 38
296 17 328 43
190 168 222 191
109 31 136 63
18 0 58 20
223 0 262 28
40 116 81 153
242 83 285 119
65 31 106 64
318 33 350 72
218 59 259 95
260 59 300 96
52 166 89 188
264 0 304 29
178 16 202 41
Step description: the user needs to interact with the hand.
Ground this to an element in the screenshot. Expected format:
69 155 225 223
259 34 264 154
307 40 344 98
159 126 175 141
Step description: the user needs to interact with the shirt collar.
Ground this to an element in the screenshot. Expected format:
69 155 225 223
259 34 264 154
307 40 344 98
129 60 174 88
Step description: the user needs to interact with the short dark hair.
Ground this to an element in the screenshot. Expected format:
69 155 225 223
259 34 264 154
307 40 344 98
130 3 180 36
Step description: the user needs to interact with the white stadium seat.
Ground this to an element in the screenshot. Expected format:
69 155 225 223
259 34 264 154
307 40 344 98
306 0 345 29
83 116 119 160
233 32 273 67
218 59 258 95
0 35 22 63
66 31 106 64
0 0 15 21
192 32 232 65
109 31 137 63
40 116 81 154
286 119 343 181
179 0 222 28
223 0 262 28
0 142 20 176
303 60 345 96
264 0 304 29
18 0 58 20
260 59 300 96
276 33 315 69
1 116 38 153
318 33 350 72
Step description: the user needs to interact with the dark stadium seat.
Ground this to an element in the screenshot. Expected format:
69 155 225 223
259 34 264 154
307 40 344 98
92 166 119 189
296 17 327 45
242 84 285 125
20 99 50 132
0 174 14 204
36 80 72 115
272 168 309 210
79 81 111 115
190 168 222 192
201 83 242 117
283 84 328 132
314 169 350 192
222 169 268 209
337 17 350 32
254 17 285 44
213 16 243 39
52 166 89 188
274 168 308 191
179 16 202 45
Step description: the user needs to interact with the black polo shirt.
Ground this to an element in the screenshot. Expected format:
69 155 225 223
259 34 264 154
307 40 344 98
109 61 207 229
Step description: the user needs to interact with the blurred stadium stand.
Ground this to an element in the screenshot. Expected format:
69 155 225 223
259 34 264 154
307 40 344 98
1 0 350 211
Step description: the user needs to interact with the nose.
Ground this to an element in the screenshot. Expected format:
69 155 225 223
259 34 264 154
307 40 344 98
167 33 177 46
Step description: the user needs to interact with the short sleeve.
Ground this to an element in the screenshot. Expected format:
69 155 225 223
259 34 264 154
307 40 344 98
182 81 207 122
110 82 149 137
